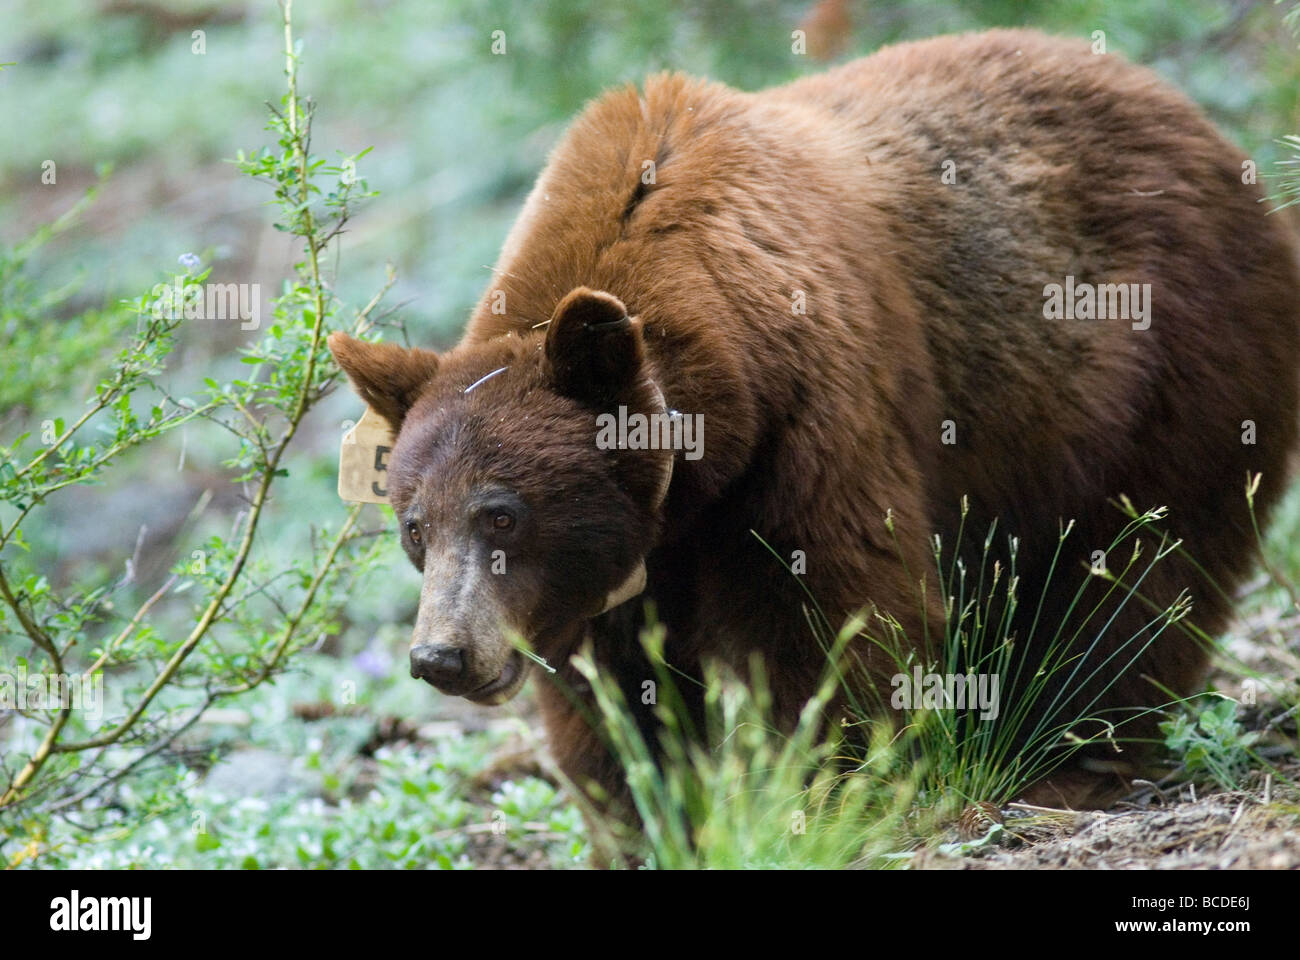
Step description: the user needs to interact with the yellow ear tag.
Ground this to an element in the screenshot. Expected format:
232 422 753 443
338 406 397 504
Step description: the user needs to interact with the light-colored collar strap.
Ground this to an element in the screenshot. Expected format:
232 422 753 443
646 380 676 513
597 378 675 615
600 560 648 614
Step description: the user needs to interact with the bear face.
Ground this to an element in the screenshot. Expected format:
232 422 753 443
329 287 673 704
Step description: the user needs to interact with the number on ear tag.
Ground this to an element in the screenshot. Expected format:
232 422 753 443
338 406 397 504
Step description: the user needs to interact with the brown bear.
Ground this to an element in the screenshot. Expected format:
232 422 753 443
329 29 1299 841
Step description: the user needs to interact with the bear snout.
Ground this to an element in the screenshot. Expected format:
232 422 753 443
409 644 466 689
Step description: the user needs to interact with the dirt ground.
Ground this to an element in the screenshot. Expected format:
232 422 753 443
915 767 1300 870
917 641 1300 870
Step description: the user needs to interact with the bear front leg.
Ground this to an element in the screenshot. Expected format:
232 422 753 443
531 608 707 868
533 670 646 867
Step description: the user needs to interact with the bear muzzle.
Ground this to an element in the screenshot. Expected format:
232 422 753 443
407 544 532 701
409 644 528 704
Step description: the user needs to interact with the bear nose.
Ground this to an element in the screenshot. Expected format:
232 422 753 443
409 645 465 687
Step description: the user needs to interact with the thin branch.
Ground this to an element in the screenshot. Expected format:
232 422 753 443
46 690 219 814
83 574 178 677
214 502 363 696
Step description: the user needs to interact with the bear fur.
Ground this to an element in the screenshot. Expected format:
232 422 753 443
330 29 1300 839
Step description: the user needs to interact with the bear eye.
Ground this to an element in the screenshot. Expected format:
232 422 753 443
406 520 422 545
492 511 514 531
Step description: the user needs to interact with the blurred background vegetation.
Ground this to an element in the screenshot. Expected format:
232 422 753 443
1 0 1298 868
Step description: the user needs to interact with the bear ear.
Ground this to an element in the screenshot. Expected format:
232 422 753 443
327 332 441 433
544 287 644 405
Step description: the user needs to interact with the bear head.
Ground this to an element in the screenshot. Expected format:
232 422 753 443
328 288 674 704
